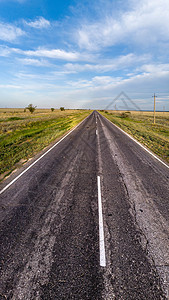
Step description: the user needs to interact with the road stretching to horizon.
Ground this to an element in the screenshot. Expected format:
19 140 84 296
0 111 169 299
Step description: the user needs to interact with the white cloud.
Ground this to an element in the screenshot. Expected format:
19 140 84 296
55 66 169 109
0 45 93 62
25 48 79 60
0 45 22 56
0 45 12 56
138 64 169 73
92 76 121 86
64 53 150 73
0 84 21 89
23 48 94 62
1 67 168 109
17 58 50 66
0 22 24 42
25 17 50 29
77 0 169 50
67 79 92 88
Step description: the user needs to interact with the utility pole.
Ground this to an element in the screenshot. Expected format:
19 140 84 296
152 93 157 124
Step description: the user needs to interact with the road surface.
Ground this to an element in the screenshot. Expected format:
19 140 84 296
0 111 169 299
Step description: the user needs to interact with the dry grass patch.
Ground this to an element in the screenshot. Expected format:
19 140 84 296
100 110 169 164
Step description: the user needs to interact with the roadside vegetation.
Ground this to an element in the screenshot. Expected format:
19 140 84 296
100 110 169 164
0 108 90 180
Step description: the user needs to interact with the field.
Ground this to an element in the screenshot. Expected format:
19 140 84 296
1 109 169 181
0 108 90 180
100 110 169 164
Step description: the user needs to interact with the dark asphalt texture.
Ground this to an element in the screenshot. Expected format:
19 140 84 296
0 111 168 299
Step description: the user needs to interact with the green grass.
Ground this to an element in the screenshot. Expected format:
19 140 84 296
100 110 169 164
0 109 91 179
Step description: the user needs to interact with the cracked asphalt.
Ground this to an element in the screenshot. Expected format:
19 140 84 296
0 111 168 299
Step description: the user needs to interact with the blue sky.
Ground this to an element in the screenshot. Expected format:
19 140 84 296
0 0 169 110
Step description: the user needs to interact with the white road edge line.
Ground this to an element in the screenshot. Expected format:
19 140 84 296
102 115 169 169
0 115 89 195
97 175 106 267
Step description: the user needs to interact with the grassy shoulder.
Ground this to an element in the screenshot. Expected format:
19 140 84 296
100 110 169 164
0 109 91 180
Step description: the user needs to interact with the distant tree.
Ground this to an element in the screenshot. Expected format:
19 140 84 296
51 108 55 112
121 111 131 118
26 104 37 114
60 107 65 111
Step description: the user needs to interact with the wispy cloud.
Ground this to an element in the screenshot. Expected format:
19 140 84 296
0 22 24 42
0 84 21 89
77 0 169 50
0 0 168 109
67 76 122 89
1 68 168 109
24 48 83 61
24 17 50 29
64 54 150 73
17 58 51 67
0 45 12 56
61 70 169 109
138 64 169 73
24 48 94 62
0 45 95 62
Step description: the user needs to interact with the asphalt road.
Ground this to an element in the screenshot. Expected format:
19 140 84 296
0 111 168 299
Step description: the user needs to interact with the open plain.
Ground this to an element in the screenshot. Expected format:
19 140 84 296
0 109 90 180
